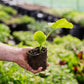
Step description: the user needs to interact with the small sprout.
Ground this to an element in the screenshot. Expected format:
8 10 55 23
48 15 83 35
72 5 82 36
33 18 73 51
33 31 46 51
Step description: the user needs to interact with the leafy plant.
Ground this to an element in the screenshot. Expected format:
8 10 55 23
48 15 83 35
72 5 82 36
0 24 10 42
34 31 46 50
42 8 73 17
13 31 34 42
62 11 84 25
0 61 78 84
28 21 61 38
4 15 35 25
33 18 73 51
0 11 11 21
0 4 17 15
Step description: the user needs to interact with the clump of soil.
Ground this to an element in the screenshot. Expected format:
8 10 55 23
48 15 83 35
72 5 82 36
27 47 47 70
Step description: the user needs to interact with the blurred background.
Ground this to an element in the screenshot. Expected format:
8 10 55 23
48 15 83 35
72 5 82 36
1 0 83 11
0 0 84 84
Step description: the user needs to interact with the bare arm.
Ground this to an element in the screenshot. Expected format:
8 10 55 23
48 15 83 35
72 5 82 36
0 43 19 62
0 43 44 73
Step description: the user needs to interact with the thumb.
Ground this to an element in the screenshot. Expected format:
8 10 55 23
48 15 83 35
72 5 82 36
22 47 33 52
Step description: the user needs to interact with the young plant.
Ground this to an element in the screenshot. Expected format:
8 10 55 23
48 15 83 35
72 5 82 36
33 18 73 51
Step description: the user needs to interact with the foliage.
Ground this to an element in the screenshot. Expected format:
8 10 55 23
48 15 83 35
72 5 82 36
13 31 34 42
49 18 73 29
0 4 17 15
62 11 84 24
43 8 84 26
34 31 46 49
0 27 80 84
53 35 83 51
0 11 11 21
16 34 84 84
0 61 78 84
0 7 35 25
42 8 73 17
53 35 84 83
0 24 10 42
19 15 35 23
33 18 73 50
28 21 61 37
4 15 35 25
0 5 83 83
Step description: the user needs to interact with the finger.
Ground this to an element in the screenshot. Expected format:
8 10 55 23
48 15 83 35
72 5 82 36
30 67 43 74
22 47 33 52
47 63 49 66
47 56 48 58
37 67 43 72
22 47 33 56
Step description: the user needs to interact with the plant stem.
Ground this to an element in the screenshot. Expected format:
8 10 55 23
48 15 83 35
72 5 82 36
46 28 54 40
40 45 42 51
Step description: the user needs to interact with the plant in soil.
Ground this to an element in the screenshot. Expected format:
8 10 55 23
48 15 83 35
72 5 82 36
27 18 73 70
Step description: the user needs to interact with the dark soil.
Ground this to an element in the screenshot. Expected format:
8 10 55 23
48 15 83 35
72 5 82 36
9 23 28 34
27 47 47 70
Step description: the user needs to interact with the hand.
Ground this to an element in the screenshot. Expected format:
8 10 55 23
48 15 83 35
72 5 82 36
16 47 49 74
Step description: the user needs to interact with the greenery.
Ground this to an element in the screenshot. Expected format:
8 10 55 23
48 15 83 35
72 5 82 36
0 4 84 84
43 8 84 26
28 21 61 37
0 61 78 84
4 15 35 25
0 4 17 15
0 29 81 84
13 31 34 42
0 11 11 21
10 17 84 84
0 5 35 25
0 24 10 42
53 35 84 83
33 18 73 50
62 11 84 25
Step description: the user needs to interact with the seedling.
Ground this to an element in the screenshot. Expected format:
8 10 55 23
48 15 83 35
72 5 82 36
33 18 73 51
27 18 73 70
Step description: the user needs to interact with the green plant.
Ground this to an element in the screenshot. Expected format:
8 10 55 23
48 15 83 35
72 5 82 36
13 31 34 42
0 61 78 84
33 18 73 51
0 4 17 15
42 8 73 17
62 11 84 25
0 11 11 21
4 15 35 25
28 21 61 37
0 24 10 42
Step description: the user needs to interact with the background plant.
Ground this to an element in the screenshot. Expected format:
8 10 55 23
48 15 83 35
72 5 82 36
0 24 10 42
28 21 61 37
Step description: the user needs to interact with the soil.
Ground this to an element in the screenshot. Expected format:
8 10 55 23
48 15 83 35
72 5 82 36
27 47 47 70
9 23 28 33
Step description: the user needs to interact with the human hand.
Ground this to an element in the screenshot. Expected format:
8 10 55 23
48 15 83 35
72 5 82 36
16 47 49 74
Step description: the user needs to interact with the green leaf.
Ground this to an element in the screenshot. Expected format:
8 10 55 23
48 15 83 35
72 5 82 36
48 18 73 29
33 31 46 46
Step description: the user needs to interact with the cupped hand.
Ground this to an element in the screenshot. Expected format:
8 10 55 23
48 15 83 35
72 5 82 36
16 47 49 74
